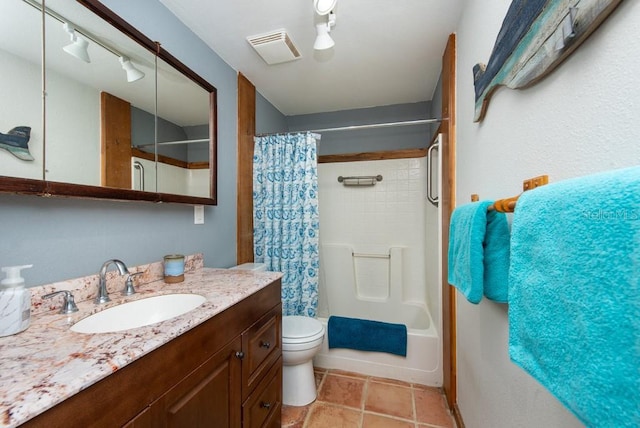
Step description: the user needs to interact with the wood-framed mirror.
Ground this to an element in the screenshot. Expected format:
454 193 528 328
0 0 217 205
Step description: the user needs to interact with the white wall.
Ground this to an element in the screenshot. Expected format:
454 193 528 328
187 168 210 198
133 156 209 197
455 1 640 427
45 69 100 186
0 49 42 180
0 48 100 186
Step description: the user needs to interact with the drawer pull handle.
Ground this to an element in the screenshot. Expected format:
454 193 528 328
259 341 271 349
260 401 271 409
235 351 245 359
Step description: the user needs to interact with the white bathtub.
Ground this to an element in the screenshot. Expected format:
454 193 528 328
316 160 442 386
313 304 442 386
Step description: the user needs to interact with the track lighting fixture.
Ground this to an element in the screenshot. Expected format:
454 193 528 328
26 2 145 83
119 57 145 82
314 12 336 51
62 23 90 63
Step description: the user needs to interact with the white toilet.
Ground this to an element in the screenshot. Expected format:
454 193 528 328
281 315 325 406
230 263 325 406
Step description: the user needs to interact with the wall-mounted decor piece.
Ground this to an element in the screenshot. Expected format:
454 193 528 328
473 0 622 123
0 126 33 161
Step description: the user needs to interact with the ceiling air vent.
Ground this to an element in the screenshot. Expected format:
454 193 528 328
247 29 301 65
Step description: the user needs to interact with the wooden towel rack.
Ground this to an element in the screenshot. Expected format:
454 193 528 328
471 175 548 213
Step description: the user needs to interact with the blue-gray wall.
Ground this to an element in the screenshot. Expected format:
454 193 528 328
184 125 210 163
131 108 209 162
429 74 443 142
0 0 240 287
132 106 189 161
256 91 287 134
255 97 433 156
286 102 432 156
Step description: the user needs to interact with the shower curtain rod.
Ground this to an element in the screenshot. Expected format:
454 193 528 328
255 131 322 139
256 118 442 137
309 118 442 133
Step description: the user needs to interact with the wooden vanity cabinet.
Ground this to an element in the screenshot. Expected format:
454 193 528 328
22 279 282 428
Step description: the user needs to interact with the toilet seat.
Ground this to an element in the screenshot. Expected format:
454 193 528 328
283 315 324 344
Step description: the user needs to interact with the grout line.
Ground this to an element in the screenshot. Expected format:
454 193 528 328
359 375 369 427
325 370 369 380
316 370 327 393
301 370 322 428
361 375 369 411
363 409 417 424
411 384 417 423
369 377 414 389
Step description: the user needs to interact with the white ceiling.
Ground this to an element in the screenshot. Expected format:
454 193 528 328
158 0 465 116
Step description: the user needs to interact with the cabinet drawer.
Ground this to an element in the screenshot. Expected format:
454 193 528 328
242 305 281 397
242 357 282 428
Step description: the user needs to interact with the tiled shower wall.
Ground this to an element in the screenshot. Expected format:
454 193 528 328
318 157 436 316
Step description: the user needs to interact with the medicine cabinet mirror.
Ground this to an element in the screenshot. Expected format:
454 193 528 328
0 0 217 204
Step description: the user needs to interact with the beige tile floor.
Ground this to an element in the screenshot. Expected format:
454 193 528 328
282 368 456 428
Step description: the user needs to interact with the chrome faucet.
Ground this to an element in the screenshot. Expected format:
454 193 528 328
96 259 129 304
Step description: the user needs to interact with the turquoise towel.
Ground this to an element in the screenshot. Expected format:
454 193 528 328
483 209 511 302
328 316 407 357
447 201 511 303
509 166 640 427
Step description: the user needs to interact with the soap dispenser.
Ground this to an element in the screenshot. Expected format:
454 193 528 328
0 264 32 337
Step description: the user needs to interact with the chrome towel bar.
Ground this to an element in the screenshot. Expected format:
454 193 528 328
338 175 383 186
352 252 390 259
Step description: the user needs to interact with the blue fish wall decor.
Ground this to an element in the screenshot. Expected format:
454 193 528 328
473 0 623 122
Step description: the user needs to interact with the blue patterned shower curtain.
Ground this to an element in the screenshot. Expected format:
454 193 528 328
253 132 320 317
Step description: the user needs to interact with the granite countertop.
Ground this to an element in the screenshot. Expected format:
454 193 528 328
0 267 282 427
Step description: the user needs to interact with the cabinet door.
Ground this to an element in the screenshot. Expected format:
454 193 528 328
151 337 242 428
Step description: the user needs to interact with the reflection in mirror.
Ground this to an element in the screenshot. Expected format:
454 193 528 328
43 0 156 189
132 56 211 198
0 0 217 204
0 1 43 181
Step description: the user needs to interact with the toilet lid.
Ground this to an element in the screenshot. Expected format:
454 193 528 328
283 316 324 341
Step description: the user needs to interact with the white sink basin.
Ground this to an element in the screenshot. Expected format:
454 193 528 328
71 294 206 334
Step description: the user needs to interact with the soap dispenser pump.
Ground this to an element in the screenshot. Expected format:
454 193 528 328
0 264 32 337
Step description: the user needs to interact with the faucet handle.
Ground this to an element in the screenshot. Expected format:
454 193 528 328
123 272 143 296
43 290 79 314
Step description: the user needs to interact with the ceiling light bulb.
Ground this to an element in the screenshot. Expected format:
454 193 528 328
62 23 90 63
314 23 334 50
314 0 337 15
119 57 145 82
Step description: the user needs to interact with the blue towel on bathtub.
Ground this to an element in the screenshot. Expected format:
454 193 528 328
509 166 640 428
447 201 511 303
328 316 407 357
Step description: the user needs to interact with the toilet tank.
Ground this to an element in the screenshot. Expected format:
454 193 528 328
229 263 267 272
